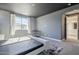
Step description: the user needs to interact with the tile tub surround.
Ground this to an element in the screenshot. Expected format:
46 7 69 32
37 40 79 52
0 39 43 55
0 36 31 46
0 36 48 55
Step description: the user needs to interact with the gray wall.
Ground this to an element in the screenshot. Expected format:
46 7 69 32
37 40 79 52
37 4 79 40
29 17 37 32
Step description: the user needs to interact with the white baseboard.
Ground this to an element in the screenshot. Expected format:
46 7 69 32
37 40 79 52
41 36 62 42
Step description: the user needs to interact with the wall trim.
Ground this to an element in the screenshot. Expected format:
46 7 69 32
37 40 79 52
41 36 62 42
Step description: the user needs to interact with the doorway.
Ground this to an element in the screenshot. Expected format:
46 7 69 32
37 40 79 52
62 14 79 42
66 15 78 41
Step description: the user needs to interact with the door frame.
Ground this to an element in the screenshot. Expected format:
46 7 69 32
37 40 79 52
61 13 79 40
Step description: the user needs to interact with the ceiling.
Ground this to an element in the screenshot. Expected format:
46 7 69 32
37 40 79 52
0 3 78 17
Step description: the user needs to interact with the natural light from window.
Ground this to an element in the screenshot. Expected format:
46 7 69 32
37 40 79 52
15 15 29 31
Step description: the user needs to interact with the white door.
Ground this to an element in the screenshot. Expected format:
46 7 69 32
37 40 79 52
66 15 78 41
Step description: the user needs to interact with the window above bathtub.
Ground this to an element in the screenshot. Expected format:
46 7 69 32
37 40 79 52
15 15 29 31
